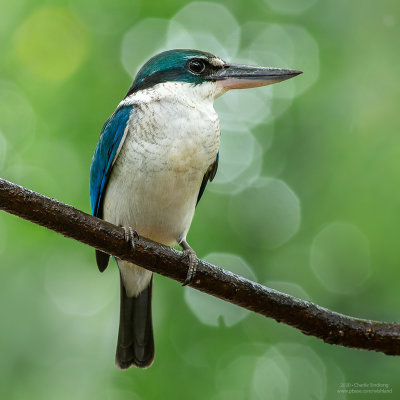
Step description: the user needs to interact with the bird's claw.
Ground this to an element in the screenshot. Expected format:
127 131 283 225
180 240 198 285
182 249 198 286
122 226 139 254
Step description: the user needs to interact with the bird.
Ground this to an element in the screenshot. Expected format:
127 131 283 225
89 49 301 369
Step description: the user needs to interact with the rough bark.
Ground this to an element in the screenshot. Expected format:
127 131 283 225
0 177 399 355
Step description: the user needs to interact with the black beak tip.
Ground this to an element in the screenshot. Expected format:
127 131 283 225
292 70 303 76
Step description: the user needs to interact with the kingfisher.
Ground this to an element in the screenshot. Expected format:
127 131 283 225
90 49 301 369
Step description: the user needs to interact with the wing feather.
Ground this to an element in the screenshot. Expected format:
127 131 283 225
196 153 219 205
90 105 134 218
90 105 134 272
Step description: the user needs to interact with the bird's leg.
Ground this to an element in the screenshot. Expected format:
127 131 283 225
122 226 139 254
180 240 198 286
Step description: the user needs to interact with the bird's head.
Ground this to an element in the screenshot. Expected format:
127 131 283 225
125 49 302 99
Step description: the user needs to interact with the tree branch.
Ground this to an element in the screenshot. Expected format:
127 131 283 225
0 177 399 355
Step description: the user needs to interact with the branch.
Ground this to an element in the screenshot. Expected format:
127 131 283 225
0 177 399 355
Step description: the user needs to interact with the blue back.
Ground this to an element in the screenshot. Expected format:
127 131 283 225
90 105 134 217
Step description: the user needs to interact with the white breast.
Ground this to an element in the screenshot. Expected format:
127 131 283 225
103 81 220 246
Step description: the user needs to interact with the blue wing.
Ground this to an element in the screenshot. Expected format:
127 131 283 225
90 105 134 218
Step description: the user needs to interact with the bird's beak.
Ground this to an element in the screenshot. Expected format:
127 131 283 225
210 64 302 90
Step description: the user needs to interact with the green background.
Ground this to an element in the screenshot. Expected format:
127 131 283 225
1 0 399 398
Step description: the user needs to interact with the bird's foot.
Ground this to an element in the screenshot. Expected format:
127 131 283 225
180 240 198 286
122 226 139 254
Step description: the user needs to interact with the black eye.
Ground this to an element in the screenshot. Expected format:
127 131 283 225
187 59 206 75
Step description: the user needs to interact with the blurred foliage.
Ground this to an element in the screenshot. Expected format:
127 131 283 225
1 0 400 399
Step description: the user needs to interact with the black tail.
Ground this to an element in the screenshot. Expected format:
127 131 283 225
116 275 154 369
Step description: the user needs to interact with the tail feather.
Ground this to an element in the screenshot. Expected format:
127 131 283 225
95 249 110 272
116 274 154 369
